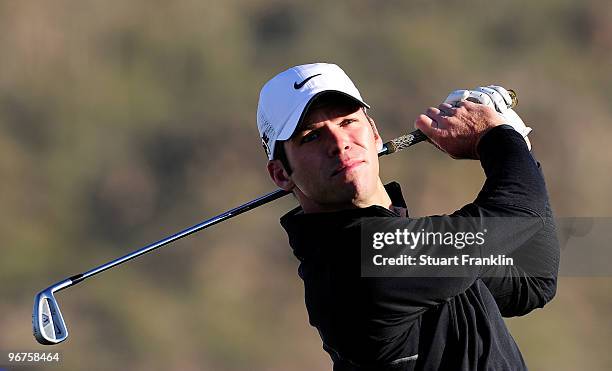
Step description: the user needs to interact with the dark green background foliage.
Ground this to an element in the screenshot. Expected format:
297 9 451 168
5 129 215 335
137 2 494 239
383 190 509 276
1 1 611 370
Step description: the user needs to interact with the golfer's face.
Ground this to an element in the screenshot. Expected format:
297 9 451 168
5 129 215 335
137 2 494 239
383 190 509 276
285 104 382 208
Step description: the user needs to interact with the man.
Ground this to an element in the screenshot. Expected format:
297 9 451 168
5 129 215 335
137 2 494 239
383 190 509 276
256 63 559 370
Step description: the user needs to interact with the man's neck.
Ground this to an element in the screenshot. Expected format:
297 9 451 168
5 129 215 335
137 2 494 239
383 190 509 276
298 179 393 214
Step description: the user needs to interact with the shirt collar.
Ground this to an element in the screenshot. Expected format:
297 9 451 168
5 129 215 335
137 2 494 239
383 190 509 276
279 182 409 261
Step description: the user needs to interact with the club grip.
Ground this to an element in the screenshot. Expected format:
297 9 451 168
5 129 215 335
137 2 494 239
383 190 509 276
380 130 428 156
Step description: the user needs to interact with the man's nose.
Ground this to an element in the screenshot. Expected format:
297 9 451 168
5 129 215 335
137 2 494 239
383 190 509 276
325 125 350 157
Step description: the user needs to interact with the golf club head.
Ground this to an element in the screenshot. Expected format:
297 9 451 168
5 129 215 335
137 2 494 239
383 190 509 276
33 279 72 345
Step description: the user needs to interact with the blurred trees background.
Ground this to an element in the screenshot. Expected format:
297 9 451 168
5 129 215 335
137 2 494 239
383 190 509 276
1 1 611 370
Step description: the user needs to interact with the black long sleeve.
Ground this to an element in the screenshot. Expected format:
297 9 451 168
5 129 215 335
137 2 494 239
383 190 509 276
359 125 559 310
457 125 560 316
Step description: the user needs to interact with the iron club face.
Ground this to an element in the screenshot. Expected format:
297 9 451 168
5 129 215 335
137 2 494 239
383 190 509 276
33 279 73 344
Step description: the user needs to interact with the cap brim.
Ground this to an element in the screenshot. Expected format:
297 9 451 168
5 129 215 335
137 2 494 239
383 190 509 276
276 90 370 142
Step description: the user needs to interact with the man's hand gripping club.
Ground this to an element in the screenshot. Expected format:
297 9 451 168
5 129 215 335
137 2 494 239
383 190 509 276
415 85 532 159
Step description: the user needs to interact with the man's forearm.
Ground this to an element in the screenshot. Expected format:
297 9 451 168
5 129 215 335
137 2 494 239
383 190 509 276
473 124 547 216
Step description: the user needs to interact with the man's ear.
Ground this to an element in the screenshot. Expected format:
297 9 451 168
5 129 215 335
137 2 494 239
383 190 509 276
368 116 383 149
267 160 294 191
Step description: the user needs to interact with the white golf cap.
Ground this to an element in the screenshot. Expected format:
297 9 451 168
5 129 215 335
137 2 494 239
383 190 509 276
257 63 370 160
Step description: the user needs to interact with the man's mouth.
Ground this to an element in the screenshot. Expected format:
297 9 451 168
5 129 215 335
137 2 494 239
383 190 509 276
331 160 366 177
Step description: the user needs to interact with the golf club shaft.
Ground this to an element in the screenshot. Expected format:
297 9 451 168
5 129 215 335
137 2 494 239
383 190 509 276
57 129 427 291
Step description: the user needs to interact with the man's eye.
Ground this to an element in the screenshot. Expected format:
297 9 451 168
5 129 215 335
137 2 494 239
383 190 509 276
341 119 356 126
300 131 319 144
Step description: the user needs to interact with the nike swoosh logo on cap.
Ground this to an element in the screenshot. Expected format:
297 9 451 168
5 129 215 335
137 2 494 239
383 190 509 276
294 74 322 89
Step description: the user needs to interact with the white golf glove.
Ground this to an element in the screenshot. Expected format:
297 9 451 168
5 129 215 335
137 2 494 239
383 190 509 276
444 85 532 150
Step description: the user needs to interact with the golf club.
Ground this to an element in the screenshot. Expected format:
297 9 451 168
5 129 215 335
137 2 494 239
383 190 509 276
33 87 521 345
32 129 428 345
